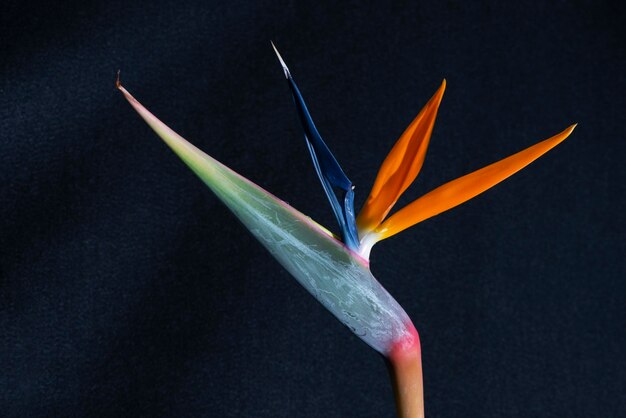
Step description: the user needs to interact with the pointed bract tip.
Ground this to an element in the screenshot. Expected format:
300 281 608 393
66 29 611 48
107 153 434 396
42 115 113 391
114 73 137 107
271 41 291 79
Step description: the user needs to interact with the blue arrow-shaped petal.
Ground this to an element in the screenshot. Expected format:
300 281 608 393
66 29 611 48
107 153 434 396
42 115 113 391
272 43 359 250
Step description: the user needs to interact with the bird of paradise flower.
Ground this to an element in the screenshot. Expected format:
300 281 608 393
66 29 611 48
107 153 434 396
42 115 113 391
117 44 575 418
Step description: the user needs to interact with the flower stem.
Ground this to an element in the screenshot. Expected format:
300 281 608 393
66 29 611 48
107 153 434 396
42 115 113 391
386 327 424 418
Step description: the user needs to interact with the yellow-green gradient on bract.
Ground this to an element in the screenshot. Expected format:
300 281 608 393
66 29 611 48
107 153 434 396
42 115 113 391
117 83 418 356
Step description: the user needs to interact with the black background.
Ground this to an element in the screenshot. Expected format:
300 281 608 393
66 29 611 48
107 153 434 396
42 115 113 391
1 1 624 417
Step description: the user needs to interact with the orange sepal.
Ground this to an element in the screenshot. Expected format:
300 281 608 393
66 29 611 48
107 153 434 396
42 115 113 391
356 80 446 233
375 124 577 240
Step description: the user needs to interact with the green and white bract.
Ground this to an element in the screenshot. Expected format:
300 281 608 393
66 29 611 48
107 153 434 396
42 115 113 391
118 84 417 355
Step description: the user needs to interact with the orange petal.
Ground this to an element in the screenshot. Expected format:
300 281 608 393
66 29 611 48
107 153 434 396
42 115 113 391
375 124 577 240
357 80 446 234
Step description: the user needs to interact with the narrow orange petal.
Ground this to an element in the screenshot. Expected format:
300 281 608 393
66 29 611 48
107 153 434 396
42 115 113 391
375 124 577 240
356 80 446 234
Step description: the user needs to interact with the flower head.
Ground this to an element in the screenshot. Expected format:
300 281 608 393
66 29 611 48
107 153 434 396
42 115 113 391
118 45 574 418
270 44 575 260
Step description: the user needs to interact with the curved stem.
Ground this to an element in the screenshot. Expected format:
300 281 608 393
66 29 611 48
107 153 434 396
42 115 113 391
386 326 424 418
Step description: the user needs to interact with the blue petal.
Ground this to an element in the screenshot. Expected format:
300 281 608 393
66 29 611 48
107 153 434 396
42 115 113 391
273 43 359 250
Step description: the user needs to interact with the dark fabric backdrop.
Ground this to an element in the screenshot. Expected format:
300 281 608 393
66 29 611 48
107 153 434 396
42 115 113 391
1 1 624 417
